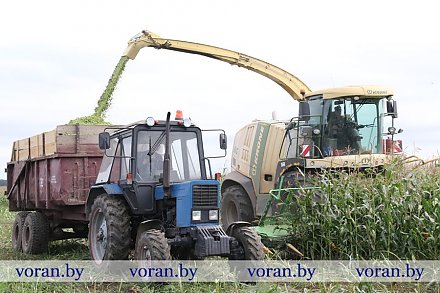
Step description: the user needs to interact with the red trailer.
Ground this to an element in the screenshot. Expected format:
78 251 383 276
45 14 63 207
6 125 107 253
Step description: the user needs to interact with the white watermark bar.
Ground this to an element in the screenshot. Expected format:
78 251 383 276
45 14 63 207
1 260 440 282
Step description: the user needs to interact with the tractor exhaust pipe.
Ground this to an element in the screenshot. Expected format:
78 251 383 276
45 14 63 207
163 112 171 199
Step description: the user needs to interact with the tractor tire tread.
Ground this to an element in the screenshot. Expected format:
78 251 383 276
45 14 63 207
89 195 131 260
135 229 171 260
233 226 264 260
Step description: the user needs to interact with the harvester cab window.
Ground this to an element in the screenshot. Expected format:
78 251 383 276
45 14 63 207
323 98 382 155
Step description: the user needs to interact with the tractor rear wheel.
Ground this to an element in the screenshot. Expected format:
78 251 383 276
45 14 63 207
88 195 131 262
21 212 49 254
230 226 264 260
221 186 253 229
134 229 171 260
12 211 29 252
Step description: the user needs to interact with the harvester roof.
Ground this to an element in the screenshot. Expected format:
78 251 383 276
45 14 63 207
305 85 393 100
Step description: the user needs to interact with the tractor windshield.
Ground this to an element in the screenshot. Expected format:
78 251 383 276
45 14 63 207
136 130 202 182
322 97 384 155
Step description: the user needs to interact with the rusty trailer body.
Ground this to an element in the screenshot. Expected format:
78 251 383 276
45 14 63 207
6 125 107 235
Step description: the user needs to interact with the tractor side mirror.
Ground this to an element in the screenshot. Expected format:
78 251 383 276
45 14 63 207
219 133 227 150
299 102 310 122
386 100 398 118
98 132 111 150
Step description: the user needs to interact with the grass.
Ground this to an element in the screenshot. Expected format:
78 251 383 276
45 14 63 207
2 159 440 293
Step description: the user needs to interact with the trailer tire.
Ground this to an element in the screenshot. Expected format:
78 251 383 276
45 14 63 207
230 226 264 260
134 229 171 260
89 195 131 262
21 212 49 254
221 185 253 230
12 212 29 252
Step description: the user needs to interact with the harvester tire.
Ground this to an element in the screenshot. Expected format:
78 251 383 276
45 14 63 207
231 226 264 260
88 194 131 262
134 229 171 260
21 212 49 254
221 185 253 229
12 211 29 252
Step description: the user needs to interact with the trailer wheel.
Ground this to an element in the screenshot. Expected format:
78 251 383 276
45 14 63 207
12 212 29 252
21 212 49 254
89 195 131 262
134 229 171 260
230 226 264 260
221 185 253 229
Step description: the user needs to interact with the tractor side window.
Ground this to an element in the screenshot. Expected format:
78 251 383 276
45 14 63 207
120 137 132 180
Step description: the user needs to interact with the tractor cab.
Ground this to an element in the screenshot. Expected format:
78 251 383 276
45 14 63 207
95 111 226 219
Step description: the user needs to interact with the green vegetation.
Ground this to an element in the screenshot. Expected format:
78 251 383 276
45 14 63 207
2 159 440 292
68 56 129 125
281 159 440 260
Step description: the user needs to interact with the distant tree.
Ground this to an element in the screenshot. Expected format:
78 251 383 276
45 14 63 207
0 179 6 186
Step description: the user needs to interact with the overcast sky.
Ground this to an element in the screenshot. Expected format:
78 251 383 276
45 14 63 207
1 1 439 179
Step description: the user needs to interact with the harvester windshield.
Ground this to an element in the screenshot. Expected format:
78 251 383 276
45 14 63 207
319 97 384 156
285 92 389 159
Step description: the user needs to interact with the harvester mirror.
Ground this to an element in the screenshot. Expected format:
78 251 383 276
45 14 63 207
298 102 310 122
386 100 398 118
219 133 227 150
286 121 297 131
98 132 111 149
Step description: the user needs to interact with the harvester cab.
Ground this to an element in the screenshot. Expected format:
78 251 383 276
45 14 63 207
87 111 264 261
280 86 402 168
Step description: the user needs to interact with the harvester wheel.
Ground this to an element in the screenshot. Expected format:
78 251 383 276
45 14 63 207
21 212 49 254
231 226 264 260
134 229 171 260
88 194 131 262
221 186 253 229
12 211 29 252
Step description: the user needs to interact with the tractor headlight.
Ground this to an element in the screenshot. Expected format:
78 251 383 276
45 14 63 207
192 210 201 221
209 210 219 221
146 117 155 127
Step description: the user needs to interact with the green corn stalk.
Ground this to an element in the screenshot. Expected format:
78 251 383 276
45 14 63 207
280 158 440 260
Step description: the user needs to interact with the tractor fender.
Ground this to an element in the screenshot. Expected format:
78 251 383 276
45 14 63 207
86 184 124 216
226 221 254 236
135 219 163 244
221 171 257 215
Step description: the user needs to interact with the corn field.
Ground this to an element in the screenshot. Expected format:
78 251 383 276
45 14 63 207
284 158 440 260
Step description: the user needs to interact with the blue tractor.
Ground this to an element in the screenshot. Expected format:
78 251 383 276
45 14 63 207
86 112 264 261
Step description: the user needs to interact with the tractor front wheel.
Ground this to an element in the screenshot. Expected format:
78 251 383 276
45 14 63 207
134 229 171 260
230 226 264 260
